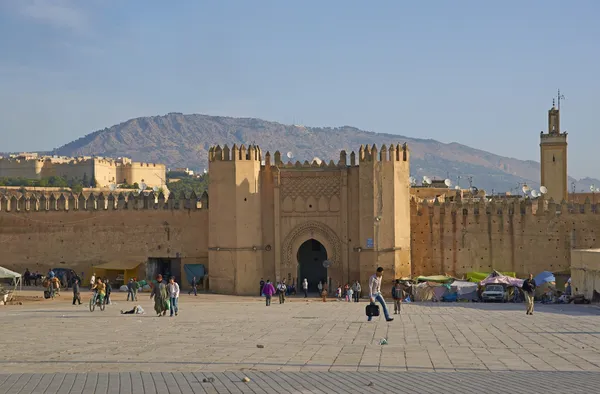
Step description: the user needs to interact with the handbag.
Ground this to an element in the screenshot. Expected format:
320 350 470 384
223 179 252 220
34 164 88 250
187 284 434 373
365 303 380 317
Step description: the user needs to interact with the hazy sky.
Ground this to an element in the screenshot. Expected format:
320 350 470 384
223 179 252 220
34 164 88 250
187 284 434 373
0 0 598 178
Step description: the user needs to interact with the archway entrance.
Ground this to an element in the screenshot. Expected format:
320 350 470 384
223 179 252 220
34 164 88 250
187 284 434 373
297 239 328 293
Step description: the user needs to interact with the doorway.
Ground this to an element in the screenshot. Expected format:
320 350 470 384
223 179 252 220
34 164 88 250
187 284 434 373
297 239 327 292
147 257 181 283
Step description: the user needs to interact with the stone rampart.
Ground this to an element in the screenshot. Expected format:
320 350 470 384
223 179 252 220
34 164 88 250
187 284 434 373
411 196 600 278
0 191 209 282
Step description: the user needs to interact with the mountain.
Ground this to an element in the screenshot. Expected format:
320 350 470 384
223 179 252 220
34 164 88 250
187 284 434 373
52 113 597 193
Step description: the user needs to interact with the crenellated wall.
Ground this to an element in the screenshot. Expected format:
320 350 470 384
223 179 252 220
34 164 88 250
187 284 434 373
411 195 600 278
0 191 209 284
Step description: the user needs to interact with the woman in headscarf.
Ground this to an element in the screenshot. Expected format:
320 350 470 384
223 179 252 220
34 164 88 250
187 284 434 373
150 274 169 316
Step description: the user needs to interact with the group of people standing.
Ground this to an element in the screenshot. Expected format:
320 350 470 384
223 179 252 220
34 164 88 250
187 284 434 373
149 274 180 317
335 281 363 302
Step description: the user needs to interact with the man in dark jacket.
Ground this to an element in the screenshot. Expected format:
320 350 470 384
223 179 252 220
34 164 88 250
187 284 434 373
72 279 82 305
522 274 536 315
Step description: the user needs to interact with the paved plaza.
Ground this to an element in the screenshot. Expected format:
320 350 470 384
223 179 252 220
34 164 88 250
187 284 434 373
2 292 600 392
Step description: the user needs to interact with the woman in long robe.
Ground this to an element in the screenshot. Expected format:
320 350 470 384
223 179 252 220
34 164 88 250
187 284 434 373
150 275 169 316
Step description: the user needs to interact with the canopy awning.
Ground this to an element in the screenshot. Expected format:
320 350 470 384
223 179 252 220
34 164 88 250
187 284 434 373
534 271 556 286
415 275 453 283
480 270 524 287
93 261 142 271
466 271 516 283
0 266 21 279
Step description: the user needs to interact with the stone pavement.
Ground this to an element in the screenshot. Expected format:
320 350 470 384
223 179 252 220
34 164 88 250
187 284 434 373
1 371 600 394
2 293 600 392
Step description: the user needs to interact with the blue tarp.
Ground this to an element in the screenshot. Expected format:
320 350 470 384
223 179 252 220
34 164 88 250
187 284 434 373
534 271 555 286
184 264 205 284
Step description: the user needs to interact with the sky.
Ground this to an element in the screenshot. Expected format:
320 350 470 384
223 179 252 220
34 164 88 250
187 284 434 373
0 0 599 178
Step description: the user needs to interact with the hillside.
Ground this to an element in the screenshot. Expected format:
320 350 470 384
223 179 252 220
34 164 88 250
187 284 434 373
52 113 596 193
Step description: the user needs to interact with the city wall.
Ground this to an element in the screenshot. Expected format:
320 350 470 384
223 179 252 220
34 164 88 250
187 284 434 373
0 192 208 285
411 196 600 278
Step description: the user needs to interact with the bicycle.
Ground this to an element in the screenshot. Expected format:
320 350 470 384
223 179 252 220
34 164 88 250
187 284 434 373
89 291 106 312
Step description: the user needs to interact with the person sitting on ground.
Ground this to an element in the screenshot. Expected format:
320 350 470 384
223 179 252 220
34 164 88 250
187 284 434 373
121 305 145 314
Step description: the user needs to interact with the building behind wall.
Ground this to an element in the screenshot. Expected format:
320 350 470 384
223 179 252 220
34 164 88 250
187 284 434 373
0 154 166 188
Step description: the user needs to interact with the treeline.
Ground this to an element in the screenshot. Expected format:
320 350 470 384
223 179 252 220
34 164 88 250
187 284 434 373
0 175 96 193
167 172 208 197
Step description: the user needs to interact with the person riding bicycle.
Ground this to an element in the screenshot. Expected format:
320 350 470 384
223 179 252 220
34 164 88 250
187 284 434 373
91 278 106 305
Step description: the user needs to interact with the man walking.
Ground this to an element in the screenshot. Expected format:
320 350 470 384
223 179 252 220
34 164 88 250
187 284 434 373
353 280 361 302
277 281 287 304
522 273 537 315
72 279 82 305
302 278 309 298
89 273 96 290
263 279 276 306
259 278 265 296
368 267 393 322
127 278 135 301
168 276 180 317
188 276 198 296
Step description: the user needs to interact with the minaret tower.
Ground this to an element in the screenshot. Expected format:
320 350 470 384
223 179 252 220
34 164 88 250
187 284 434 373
540 91 568 202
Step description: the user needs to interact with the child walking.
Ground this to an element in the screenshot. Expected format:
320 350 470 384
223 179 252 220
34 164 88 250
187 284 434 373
392 280 406 314
346 286 353 302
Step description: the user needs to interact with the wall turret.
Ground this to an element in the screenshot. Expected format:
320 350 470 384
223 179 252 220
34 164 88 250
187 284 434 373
357 142 411 283
208 144 264 295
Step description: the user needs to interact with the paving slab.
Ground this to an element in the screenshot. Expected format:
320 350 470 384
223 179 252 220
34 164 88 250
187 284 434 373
2 293 600 392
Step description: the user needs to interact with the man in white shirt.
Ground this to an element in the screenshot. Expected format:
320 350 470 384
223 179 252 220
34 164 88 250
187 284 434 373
167 276 180 317
302 279 309 298
368 267 393 322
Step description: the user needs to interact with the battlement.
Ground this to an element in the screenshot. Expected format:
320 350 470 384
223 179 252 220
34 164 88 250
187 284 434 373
540 132 567 143
0 190 209 212
208 144 262 162
358 143 409 163
411 195 600 217
262 143 409 169
120 161 164 168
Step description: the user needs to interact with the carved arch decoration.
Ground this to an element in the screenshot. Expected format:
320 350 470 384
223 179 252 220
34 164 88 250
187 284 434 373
281 220 342 271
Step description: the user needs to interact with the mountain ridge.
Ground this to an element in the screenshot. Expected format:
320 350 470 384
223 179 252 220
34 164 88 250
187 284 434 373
50 112 597 193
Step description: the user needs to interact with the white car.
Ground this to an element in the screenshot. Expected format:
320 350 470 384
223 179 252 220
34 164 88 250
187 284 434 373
482 284 507 302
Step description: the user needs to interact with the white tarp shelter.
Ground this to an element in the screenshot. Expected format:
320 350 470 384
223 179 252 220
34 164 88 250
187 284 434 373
0 266 22 292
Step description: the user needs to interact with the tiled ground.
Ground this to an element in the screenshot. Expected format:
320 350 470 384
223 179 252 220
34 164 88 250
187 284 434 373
2 292 600 375
1 371 600 394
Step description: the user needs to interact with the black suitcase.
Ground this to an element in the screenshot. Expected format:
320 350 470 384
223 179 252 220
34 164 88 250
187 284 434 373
366 303 380 317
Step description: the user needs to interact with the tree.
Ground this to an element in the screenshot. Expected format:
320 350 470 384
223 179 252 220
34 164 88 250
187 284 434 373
71 182 83 194
90 176 97 188
82 173 88 187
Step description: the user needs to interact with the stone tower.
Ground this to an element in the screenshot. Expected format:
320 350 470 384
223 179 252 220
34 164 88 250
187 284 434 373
207 144 264 295
357 144 411 282
540 104 568 202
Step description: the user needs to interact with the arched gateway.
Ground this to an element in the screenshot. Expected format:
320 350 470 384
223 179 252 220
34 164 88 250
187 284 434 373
281 221 342 291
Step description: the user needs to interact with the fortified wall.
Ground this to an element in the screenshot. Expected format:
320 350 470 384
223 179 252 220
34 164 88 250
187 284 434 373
0 191 208 284
411 196 600 278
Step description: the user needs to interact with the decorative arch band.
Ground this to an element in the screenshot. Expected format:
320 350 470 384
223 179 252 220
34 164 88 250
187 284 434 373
281 221 342 269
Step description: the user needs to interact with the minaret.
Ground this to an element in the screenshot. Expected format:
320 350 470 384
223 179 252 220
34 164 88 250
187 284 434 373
540 97 568 202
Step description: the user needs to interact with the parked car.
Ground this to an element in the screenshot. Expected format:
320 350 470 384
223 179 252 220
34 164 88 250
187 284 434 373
482 284 507 302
